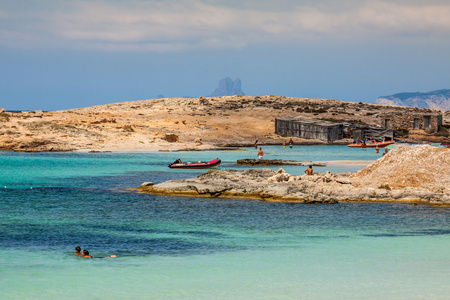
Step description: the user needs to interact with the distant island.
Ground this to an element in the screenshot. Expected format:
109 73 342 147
375 89 450 111
210 77 245 97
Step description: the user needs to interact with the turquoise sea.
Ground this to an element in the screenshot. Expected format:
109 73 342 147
1 146 449 299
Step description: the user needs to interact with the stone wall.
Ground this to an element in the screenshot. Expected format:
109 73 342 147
381 113 443 133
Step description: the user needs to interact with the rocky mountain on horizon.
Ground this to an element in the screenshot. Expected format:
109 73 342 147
375 89 450 111
210 77 245 97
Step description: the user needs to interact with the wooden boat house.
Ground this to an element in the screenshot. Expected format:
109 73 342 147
349 125 394 141
275 117 343 142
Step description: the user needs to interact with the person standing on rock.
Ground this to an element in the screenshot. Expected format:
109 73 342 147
258 148 264 159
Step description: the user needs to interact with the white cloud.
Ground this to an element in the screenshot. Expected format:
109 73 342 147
1 0 450 51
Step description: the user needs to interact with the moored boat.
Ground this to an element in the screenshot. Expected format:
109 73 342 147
169 158 221 169
347 140 395 148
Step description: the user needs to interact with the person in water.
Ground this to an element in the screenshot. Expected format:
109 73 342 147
289 138 293 148
375 145 379 154
82 249 93 258
254 139 258 149
304 165 313 175
75 246 81 256
283 141 286 149
257 148 264 159
81 249 116 258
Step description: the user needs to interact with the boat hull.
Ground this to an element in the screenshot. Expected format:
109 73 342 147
169 158 221 169
347 140 395 148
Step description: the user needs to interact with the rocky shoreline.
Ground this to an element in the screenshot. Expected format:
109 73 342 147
136 168 449 205
136 145 450 206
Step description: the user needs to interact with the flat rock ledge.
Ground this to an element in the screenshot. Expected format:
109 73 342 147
236 159 325 166
135 168 450 205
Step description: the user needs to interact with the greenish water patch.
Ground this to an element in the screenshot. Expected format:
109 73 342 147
1 148 449 299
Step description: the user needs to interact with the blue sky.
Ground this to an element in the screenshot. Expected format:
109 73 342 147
1 0 449 111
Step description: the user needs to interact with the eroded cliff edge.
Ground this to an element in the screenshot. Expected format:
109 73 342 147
136 145 450 206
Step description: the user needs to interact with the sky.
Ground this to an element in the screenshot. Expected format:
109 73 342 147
1 0 449 111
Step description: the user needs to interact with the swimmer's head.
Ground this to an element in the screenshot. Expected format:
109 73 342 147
75 246 81 253
82 249 89 256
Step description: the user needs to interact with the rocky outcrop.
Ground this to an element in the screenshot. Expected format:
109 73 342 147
137 167 449 205
139 168 339 203
210 77 245 97
137 145 450 205
351 145 450 189
376 89 450 111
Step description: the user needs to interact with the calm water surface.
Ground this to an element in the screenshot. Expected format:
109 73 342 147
1 146 449 299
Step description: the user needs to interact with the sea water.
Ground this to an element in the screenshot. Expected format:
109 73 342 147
0 146 449 299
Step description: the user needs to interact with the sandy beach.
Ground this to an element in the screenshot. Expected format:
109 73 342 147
319 160 373 166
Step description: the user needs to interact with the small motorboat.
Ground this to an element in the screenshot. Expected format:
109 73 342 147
168 158 221 169
347 140 395 148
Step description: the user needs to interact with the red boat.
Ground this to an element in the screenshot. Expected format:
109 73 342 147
347 140 395 148
168 158 221 169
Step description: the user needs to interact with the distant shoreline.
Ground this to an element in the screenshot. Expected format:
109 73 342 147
1 95 447 152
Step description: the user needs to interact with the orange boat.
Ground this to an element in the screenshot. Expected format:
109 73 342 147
347 140 395 148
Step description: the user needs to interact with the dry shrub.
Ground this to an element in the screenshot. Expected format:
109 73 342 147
165 134 179 142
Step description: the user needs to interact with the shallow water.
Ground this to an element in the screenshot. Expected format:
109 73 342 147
1 147 449 299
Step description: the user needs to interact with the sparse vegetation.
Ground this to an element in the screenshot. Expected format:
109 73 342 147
123 125 135 132
319 118 338 122
0 113 10 122
378 184 391 190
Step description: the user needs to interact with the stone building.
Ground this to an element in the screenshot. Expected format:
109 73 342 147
381 112 443 133
275 117 343 142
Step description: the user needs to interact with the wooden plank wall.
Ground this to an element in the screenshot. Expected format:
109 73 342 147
275 118 343 141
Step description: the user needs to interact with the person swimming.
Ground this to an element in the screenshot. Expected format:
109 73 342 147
81 249 116 258
75 246 81 256
82 249 93 258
